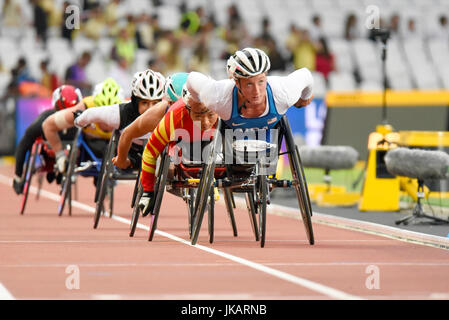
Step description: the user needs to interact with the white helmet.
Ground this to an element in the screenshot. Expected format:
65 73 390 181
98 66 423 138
181 83 192 109
132 69 166 100
226 47 271 79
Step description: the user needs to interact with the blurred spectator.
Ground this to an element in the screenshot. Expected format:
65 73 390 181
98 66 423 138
389 14 401 39
155 31 184 74
367 17 387 42
286 24 301 57
109 57 133 98
2 0 24 36
30 0 49 46
65 51 92 95
344 13 359 41
179 6 203 36
402 18 420 40
258 16 276 44
104 0 121 27
315 37 335 82
6 57 35 96
111 27 137 66
309 14 324 41
40 59 60 92
83 4 106 40
255 18 286 72
292 29 316 71
435 15 449 39
219 4 251 59
83 0 100 11
188 36 210 74
61 1 74 44
136 13 153 49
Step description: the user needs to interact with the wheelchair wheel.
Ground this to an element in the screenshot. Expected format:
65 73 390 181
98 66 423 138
94 130 118 203
257 175 268 248
282 118 314 245
186 188 196 239
93 152 115 229
223 188 238 237
130 168 142 209
244 191 259 241
58 129 81 216
20 142 40 215
148 151 170 241
207 188 214 244
190 126 221 245
129 182 143 237
35 172 44 200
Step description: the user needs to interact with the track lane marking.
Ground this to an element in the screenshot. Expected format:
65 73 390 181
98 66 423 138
0 174 363 300
0 282 15 300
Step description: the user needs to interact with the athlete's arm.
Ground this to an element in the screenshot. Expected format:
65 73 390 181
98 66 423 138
186 72 233 119
112 100 169 169
42 101 86 153
74 104 121 130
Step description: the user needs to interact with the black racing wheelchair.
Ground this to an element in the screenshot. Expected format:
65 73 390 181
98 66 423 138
131 115 314 247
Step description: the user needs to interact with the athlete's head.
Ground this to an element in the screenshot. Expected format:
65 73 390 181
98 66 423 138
93 78 124 106
131 69 166 114
164 72 189 102
227 48 270 105
182 84 217 131
52 85 83 110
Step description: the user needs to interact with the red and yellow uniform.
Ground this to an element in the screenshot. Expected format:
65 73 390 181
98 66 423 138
141 100 212 192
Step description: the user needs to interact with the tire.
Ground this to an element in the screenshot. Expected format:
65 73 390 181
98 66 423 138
93 148 114 228
190 121 222 245
282 117 314 245
20 142 40 215
244 191 259 241
223 188 238 237
207 188 215 244
148 151 170 241
58 129 81 216
129 182 143 237
257 175 268 248
187 188 196 239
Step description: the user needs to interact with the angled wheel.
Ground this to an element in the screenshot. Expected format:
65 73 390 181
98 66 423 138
244 191 259 241
257 174 268 248
186 188 196 239
148 150 170 241
20 142 41 215
207 188 215 244
58 128 81 216
223 188 238 237
93 132 118 228
282 117 314 245
191 121 221 245
129 181 143 237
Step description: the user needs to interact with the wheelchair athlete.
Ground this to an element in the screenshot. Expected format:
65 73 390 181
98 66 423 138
112 72 189 170
138 86 218 217
13 85 83 195
73 69 166 168
186 47 314 131
42 78 124 174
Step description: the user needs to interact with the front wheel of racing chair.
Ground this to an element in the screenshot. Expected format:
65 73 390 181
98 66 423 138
20 139 42 215
93 130 119 229
148 148 170 241
190 121 222 246
58 128 81 216
280 116 314 245
222 188 238 237
129 168 142 237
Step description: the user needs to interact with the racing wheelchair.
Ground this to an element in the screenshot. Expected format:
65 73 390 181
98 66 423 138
58 128 109 216
20 137 59 215
93 129 144 229
129 121 245 242
189 115 314 247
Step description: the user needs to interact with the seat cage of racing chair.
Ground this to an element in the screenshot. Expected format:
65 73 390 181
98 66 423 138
73 131 103 177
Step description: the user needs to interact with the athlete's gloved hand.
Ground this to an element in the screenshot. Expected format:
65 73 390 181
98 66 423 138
73 110 85 128
139 191 155 217
55 150 68 173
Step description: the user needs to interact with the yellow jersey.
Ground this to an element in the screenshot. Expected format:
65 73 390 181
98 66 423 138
81 96 113 140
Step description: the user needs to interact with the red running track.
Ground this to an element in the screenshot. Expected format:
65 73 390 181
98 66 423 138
0 164 448 300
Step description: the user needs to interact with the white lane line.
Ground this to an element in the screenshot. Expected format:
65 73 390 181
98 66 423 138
0 282 15 300
0 173 363 300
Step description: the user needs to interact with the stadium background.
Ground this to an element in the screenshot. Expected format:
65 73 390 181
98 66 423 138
1 0 448 174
